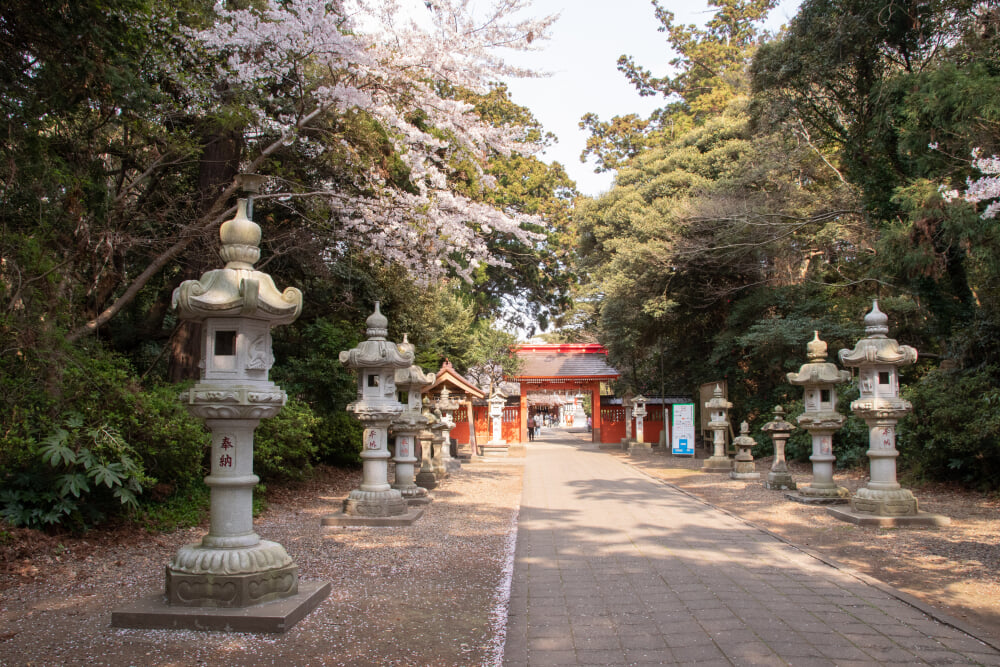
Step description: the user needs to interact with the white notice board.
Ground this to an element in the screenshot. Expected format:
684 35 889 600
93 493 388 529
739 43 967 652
671 403 696 456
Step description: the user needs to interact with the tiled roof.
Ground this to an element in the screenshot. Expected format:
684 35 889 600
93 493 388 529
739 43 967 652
427 360 486 399
512 346 620 380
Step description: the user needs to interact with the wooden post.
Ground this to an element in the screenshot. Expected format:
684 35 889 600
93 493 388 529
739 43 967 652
591 382 602 443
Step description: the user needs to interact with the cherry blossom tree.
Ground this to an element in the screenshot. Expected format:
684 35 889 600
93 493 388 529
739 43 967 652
941 148 1000 220
70 0 557 339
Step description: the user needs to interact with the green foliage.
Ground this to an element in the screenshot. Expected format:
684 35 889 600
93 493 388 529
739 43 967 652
135 481 210 533
315 411 364 467
1 414 152 531
253 398 321 482
900 366 1000 490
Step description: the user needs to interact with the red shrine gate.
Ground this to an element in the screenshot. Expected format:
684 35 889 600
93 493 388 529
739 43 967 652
509 343 620 444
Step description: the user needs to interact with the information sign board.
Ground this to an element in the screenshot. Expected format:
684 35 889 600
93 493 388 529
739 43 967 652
671 403 696 456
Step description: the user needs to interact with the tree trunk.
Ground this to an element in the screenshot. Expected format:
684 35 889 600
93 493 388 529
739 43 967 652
166 126 244 380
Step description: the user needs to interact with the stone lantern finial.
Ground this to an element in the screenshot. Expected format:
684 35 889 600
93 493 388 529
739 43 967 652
366 301 389 340
864 299 889 337
219 199 262 269
806 331 827 362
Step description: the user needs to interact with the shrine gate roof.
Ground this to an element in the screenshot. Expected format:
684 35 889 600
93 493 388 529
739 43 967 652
511 343 620 384
427 360 486 399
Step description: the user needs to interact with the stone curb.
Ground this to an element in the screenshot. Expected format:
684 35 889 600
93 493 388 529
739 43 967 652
619 455 1000 655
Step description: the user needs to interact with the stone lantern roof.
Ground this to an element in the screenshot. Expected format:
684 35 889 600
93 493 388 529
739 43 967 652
787 332 851 386
704 384 732 412
172 199 303 324
761 406 794 436
838 301 918 368
339 302 413 370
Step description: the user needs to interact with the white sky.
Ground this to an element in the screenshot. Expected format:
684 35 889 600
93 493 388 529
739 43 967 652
501 0 803 197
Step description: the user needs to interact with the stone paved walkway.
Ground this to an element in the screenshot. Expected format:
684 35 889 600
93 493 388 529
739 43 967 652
503 428 1000 666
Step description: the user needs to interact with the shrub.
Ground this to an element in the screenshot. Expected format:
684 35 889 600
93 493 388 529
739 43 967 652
315 411 363 466
253 397 321 481
0 413 152 530
899 365 1000 491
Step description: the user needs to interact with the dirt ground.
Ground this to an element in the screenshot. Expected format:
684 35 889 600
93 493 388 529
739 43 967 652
618 448 1000 648
0 461 524 666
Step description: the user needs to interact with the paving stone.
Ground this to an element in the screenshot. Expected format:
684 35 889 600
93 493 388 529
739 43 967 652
503 433 1000 667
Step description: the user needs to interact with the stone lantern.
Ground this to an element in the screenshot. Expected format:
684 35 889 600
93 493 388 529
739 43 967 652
113 198 328 632
435 387 461 473
701 385 733 473
762 406 796 491
323 303 419 525
415 398 440 490
730 422 760 480
391 338 435 505
786 331 851 504
629 394 651 454
833 301 948 526
483 385 509 457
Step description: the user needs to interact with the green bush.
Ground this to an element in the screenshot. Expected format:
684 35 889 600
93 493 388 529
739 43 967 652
253 397 321 481
119 383 209 490
315 411 363 466
0 343 211 529
899 365 1000 491
0 413 152 530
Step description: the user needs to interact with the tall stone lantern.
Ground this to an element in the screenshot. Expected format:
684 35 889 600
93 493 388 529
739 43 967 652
833 301 948 526
701 385 733 473
391 338 435 505
113 198 329 632
730 422 760 480
629 394 651 453
762 406 796 490
415 398 440 490
435 387 461 473
786 331 851 504
483 385 509 457
323 303 420 525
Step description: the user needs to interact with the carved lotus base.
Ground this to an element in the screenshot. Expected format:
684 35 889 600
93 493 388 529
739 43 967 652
799 483 850 499
850 487 918 516
343 489 407 517
165 562 298 608
169 539 292 575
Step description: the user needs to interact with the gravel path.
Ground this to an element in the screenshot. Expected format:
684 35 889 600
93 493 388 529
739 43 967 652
0 460 523 666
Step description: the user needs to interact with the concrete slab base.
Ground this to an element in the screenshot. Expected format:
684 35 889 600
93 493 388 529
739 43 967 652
784 492 849 505
480 445 509 458
826 506 951 527
110 580 330 633
404 495 433 506
321 507 424 527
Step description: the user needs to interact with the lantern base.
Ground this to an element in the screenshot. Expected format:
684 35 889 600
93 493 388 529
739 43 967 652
849 487 919 516
111 580 329 633
730 461 759 480
764 472 796 490
481 442 509 457
785 484 850 505
701 456 733 473
321 507 424 527
629 442 652 455
342 488 408 517
415 469 439 489
827 505 950 527
165 562 298 608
